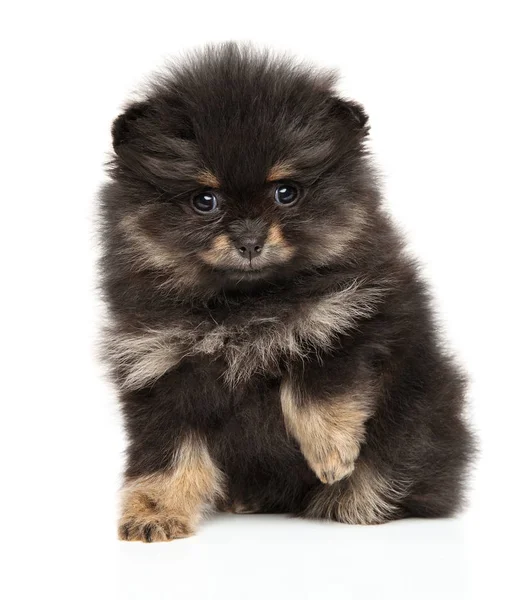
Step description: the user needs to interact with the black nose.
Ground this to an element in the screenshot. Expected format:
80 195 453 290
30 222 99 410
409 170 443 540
235 237 263 259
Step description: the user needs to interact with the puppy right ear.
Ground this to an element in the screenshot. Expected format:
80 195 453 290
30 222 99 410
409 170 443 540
111 101 151 151
329 97 370 136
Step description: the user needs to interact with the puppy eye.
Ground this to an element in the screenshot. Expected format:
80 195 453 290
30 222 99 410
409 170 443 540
275 184 298 206
192 192 218 214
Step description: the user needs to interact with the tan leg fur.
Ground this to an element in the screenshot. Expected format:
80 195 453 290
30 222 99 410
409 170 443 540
118 433 225 542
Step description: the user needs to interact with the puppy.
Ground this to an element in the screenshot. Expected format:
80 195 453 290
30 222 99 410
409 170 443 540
100 43 474 542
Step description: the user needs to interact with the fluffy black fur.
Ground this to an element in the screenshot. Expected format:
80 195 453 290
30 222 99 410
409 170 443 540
100 44 474 540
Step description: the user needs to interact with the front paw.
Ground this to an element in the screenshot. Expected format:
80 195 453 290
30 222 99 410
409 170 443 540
280 379 371 486
118 516 193 542
304 443 361 485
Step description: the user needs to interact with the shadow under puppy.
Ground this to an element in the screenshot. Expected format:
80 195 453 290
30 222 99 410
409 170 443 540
100 43 474 542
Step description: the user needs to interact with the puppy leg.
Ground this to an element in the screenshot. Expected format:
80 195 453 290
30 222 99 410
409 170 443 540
280 374 374 485
118 432 225 542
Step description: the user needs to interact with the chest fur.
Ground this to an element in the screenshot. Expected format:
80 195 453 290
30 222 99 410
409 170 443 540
104 281 386 391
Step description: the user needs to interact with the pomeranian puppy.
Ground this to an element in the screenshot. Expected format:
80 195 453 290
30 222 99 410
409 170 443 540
100 43 474 542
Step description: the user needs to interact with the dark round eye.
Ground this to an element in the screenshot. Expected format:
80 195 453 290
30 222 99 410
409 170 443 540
275 184 298 206
192 192 218 214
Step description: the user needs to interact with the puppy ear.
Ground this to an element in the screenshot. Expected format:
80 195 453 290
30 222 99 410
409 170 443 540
111 101 152 151
330 98 370 135
110 101 200 187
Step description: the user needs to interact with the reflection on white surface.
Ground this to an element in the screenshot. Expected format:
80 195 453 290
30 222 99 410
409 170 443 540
118 515 469 600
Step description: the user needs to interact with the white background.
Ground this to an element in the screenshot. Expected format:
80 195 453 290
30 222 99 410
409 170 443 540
2 1 531 598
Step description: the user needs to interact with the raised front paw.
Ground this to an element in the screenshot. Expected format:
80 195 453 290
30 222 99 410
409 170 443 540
280 378 371 486
304 444 360 485
118 516 193 543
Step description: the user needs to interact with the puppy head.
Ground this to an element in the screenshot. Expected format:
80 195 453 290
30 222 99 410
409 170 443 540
108 44 375 293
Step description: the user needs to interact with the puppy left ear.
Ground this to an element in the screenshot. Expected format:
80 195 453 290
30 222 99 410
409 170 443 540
111 101 152 151
330 98 370 135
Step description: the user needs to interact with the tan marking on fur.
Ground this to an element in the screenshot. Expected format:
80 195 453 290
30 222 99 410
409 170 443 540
200 234 234 266
118 433 225 542
117 211 204 293
265 223 294 260
102 280 390 391
304 460 410 524
266 223 285 245
196 169 220 188
119 213 178 271
313 205 369 266
211 234 232 251
267 162 295 182
281 379 374 484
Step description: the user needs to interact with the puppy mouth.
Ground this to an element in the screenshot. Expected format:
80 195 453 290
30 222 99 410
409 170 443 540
219 261 273 275
240 259 268 272
210 256 283 278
